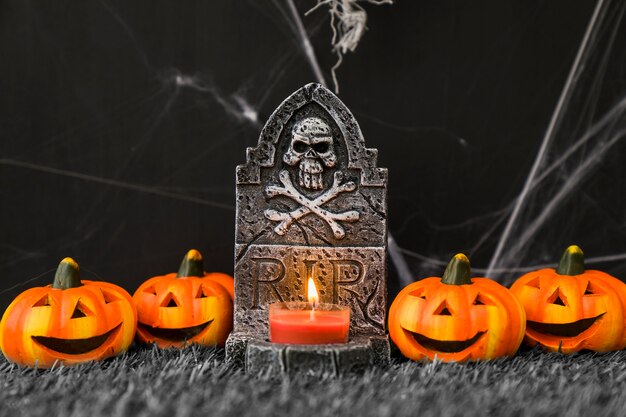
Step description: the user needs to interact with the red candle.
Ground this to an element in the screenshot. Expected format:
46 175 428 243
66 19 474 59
269 278 350 344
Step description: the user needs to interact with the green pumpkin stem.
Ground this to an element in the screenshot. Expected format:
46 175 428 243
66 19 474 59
177 249 205 278
441 253 472 285
52 257 82 289
556 245 585 276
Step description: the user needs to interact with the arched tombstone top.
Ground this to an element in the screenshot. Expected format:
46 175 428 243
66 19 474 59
234 83 387 247
237 83 387 187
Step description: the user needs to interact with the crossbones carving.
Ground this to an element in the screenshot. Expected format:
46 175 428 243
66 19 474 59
264 170 360 239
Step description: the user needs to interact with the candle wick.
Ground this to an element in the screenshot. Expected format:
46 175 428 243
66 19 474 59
309 304 315 321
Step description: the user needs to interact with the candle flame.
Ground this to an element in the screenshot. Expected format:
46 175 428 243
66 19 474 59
307 277 319 308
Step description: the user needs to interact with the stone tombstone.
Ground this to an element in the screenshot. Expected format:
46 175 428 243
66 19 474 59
226 83 389 375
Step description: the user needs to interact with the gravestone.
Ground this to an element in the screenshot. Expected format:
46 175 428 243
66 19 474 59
225 83 389 375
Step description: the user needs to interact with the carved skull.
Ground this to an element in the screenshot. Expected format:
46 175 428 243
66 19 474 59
284 117 337 190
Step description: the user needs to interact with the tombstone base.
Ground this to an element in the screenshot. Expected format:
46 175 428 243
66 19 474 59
226 332 390 377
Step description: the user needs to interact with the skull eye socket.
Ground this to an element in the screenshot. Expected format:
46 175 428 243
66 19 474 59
293 140 308 153
312 142 329 153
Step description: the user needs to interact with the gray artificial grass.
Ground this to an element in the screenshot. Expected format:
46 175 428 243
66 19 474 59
2 346 626 417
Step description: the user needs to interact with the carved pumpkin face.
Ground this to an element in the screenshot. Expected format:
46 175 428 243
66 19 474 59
510 245 626 353
389 254 526 362
0 258 136 368
133 250 234 348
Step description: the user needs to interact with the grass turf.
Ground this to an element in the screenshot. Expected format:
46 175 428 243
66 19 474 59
2 346 626 417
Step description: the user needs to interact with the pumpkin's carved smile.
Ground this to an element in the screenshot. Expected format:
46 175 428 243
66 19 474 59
389 254 526 362
406 330 486 353
526 313 605 338
31 323 122 355
138 319 213 342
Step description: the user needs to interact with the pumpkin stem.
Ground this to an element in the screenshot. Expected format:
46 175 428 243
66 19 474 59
441 253 472 285
177 249 205 278
556 245 585 276
52 257 82 289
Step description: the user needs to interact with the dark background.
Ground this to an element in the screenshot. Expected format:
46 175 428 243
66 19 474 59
1 0 625 312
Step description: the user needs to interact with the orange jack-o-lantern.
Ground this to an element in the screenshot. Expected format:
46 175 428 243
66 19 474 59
132 249 233 348
510 245 626 353
389 254 526 362
0 258 137 368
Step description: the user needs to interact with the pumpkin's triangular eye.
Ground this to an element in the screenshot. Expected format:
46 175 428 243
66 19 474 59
33 294 51 307
526 276 541 289
101 289 119 304
71 300 93 318
143 285 157 295
161 293 180 308
434 300 452 316
195 286 208 299
584 282 595 295
549 289 567 306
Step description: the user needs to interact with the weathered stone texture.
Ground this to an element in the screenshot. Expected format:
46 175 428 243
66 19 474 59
226 83 389 373
245 337 390 378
